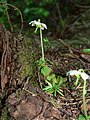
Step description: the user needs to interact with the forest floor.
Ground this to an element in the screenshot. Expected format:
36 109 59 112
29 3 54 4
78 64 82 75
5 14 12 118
0 25 90 120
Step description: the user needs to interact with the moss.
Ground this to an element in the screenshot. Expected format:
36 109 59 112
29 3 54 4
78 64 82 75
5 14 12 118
0 107 10 120
19 37 37 79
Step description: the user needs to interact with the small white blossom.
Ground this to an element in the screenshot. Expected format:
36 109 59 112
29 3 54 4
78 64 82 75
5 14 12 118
67 70 80 76
67 69 90 81
29 20 37 26
29 20 47 30
40 23 47 30
80 72 90 80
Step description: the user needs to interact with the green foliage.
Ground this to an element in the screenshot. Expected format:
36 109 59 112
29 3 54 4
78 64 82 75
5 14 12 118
39 0 58 5
22 1 50 22
43 37 49 43
9 0 59 23
43 75 64 96
41 66 52 77
78 114 90 120
2 0 90 37
43 79 64 96
43 67 64 96
37 59 45 70
28 7 49 17
37 58 64 96
0 0 7 23
82 49 90 54
47 74 55 81
78 114 86 120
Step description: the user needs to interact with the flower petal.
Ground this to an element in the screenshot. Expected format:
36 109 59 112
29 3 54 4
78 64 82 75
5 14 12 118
29 20 37 25
29 21 34 25
41 23 47 29
80 72 90 80
67 70 80 76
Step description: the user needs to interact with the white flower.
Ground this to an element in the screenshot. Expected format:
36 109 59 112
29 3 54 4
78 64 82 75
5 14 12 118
40 23 47 30
67 70 80 76
67 69 90 81
29 20 47 30
79 71 90 81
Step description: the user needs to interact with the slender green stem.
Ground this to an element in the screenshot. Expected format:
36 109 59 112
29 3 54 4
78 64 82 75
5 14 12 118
75 77 79 86
40 28 44 61
83 80 88 120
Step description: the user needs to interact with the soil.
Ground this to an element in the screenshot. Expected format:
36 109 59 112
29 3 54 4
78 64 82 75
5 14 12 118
0 24 90 120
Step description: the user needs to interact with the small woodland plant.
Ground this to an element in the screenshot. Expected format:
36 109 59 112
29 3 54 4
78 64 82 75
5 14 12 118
67 69 90 120
29 19 64 96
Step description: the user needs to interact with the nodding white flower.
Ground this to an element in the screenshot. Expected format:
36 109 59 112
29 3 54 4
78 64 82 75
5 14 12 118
79 69 90 81
29 20 47 30
67 70 80 76
67 69 90 81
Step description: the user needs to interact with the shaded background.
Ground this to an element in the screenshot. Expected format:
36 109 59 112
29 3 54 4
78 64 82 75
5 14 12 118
1 0 90 38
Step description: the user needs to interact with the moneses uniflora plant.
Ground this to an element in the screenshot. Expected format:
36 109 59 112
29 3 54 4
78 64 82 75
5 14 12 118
67 69 90 120
29 19 64 96
29 19 47 61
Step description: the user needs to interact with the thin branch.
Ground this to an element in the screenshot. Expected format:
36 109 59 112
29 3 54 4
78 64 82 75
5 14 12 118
0 2 23 34
6 9 13 32
56 2 64 28
75 4 90 9
58 38 82 54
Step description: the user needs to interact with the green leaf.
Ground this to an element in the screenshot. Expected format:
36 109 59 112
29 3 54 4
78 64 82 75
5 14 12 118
30 7 49 17
57 90 64 96
37 59 45 69
78 114 86 120
43 86 51 91
82 49 90 54
46 89 54 94
43 38 49 42
47 74 55 80
57 76 64 85
41 66 52 76
45 80 52 87
54 89 57 96
24 8 30 14
52 79 56 87
87 115 90 118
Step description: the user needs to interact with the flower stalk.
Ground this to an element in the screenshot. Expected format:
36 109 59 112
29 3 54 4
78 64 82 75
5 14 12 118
40 27 44 60
83 80 88 120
